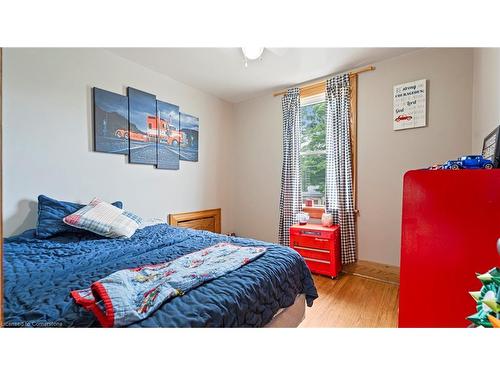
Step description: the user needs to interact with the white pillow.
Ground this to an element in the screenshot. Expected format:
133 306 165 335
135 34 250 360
63 198 142 238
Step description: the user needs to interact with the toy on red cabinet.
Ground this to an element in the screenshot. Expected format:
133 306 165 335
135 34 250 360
443 155 494 170
426 126 500 170
428 164 444 170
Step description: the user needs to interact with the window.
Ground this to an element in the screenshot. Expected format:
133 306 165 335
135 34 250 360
300 94 326 209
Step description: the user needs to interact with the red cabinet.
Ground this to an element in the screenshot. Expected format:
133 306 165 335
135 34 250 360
399 170 500 327
290 224 342 278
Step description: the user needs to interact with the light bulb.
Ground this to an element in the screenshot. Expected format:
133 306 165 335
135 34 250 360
241 47 264 60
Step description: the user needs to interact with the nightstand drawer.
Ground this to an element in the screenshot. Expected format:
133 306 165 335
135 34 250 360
303 257 333 275
294 246 331 261
292 236 332 251
290 226 336 239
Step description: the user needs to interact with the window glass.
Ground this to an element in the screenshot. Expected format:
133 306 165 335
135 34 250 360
300 100 326 207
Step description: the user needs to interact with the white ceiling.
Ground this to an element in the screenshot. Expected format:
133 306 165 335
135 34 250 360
109 48 418 103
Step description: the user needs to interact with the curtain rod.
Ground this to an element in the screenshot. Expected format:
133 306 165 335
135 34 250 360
272 65 375 97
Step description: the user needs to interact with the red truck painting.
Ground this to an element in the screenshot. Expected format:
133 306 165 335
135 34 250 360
114 116 183 146
147 116 183 146
395 114 413 122
114 128 148 142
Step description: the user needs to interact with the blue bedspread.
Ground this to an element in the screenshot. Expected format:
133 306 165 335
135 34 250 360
3 224 318 327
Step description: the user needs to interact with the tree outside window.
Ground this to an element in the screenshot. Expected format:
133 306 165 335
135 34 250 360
300 100 326 207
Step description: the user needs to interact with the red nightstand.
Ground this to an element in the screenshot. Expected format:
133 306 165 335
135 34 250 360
289 224 341 278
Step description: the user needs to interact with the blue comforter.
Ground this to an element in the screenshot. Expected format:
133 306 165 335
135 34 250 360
3 224 318 327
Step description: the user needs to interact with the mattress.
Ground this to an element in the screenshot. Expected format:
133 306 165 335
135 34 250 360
3 224 318 327
264 294 306 328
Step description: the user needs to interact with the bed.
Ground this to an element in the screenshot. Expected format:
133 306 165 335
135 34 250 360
3 221 318 327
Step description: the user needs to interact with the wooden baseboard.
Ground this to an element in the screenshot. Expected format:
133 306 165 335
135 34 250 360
342 260 400 285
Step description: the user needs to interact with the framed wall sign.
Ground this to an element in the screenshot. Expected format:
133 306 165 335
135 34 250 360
393 79 427 131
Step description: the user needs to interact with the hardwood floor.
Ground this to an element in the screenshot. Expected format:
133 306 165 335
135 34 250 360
300 273 399 327
342 260 400 285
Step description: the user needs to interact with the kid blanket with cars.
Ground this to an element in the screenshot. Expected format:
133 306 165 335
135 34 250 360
71 242 267 327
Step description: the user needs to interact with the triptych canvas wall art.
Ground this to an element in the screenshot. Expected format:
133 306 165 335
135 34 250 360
179 113 199 162
93 87 199 170
157 100 181 170
93 88 129 155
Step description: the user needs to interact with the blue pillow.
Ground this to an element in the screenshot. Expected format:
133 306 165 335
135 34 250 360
36 195 123 239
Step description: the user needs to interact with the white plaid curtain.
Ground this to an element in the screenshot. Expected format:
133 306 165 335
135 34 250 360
325 74 357 264
278 88 302 246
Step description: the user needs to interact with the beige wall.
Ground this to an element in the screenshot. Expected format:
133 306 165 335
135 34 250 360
357 48 473 265
3 48 235 236
231 48 474 266
472 48 500 150
230 94 283 242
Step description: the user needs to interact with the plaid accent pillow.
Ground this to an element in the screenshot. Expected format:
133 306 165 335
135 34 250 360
63 198 142 238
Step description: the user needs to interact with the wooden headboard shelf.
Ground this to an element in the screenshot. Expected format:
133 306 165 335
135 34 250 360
168 208 221 234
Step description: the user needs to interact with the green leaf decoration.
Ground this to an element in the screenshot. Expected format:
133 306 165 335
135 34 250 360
469 291 481 302
468 267 500 328
483 299 499 313
477 272 492 282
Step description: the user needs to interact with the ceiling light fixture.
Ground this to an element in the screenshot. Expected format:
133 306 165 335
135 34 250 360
241 47 264 67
